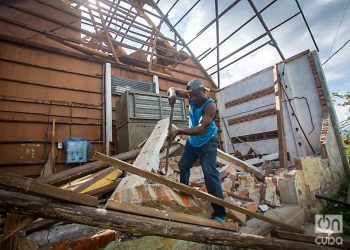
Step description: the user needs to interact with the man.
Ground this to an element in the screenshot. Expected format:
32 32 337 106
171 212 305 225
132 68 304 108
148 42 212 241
167 79 226 222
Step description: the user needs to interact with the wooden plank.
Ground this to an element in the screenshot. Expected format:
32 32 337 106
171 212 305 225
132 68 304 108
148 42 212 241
72 167 122 193
0 171 98 206
216 149 265 179
23 219 57 236
240 206 305 236
0 190 329 249
271 230 350 249
36 148 141 185
95 152 303 233
274 64 288 168
172 128 264 179
106 200 237 232
246 152 279 165
114 118 169 193
85 180 121 197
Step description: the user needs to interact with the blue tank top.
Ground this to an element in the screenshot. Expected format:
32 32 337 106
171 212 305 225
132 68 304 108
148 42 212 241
188 98 218 147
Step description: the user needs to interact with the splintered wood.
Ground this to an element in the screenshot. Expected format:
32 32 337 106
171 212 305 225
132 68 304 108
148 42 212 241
95 152 303 233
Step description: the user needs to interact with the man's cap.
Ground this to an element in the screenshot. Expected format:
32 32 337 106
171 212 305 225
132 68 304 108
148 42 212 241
187 79 204 91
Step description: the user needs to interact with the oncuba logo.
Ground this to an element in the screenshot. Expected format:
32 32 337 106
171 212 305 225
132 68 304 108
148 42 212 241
315 215 343 246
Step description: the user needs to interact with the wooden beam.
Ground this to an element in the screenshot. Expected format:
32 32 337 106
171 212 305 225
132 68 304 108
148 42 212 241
94 0 120 63
240 206 305 236
95 152 303 233
85 180 121 197
0 171 98 206
216 149 265 179
106 200 237 232
36 148 141 186
172 125 264 179
23 219 57 236
271 230 350 249
0 190 326 249
74 167 122 193
274 64 288 168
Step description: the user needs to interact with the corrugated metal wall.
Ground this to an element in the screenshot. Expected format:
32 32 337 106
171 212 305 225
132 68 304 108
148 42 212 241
0 0 217 177
0 41 104 177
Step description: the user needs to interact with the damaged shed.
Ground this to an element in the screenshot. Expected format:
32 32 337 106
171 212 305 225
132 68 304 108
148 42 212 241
0 0 349 249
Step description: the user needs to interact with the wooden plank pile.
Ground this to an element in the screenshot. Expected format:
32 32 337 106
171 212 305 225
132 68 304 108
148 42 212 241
0 119 342 249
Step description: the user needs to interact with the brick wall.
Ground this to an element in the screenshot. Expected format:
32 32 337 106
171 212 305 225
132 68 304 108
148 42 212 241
225 87 274 109
307 53 329 158
228 108 277 126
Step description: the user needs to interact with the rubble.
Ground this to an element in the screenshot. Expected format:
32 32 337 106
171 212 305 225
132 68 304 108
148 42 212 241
1 119 344 250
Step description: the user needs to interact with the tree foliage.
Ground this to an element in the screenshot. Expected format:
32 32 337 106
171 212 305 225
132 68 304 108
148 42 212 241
332 91 350 106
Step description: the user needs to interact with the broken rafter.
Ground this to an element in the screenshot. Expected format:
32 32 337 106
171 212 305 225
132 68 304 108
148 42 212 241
0 16 209 79
149 2 218 88
94 0 120 63
25 0 197 69
0 190 327 249
0 171 98 206
95 152 302 233
37 147 142 186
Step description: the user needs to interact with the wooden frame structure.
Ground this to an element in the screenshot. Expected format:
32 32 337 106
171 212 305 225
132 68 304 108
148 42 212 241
0 0 318 89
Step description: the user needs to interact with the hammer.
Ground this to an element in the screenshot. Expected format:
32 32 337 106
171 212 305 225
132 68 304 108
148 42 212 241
158 104 174 175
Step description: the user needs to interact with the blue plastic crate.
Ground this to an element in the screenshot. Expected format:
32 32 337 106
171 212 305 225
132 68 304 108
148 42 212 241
63 138 91 164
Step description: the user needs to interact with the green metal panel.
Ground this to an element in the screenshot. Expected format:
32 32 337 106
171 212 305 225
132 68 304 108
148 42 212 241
116 90 188 153
116 90 187 129
117 120 187 153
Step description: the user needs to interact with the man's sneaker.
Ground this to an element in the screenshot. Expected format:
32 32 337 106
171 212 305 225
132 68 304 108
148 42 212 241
212 216 226 223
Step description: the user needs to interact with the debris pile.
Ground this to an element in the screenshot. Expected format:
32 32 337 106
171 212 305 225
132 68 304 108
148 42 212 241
0 119 345 250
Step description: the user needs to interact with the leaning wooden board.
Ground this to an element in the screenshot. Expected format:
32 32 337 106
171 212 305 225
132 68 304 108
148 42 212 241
0 171 98 206
95 152 303 233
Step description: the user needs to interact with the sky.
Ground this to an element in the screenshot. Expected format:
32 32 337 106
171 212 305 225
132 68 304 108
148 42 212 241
150 0 350 122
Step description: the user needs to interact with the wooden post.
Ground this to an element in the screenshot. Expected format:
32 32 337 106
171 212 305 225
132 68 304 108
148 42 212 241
274 64 288 168
51 118 56 173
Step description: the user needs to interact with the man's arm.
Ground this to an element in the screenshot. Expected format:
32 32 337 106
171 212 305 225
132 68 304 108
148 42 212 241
168 102 216 141
168 87 190 106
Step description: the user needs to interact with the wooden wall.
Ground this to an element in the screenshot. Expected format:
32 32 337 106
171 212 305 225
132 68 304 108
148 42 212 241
0 0 217 177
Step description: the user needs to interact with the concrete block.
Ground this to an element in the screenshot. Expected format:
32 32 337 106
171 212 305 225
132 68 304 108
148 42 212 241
222 177 234 193
277 178 298 205
264 177 280 206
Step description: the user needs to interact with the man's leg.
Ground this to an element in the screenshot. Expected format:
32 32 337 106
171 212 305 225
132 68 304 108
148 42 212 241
198 138 226 218
178 141 198 185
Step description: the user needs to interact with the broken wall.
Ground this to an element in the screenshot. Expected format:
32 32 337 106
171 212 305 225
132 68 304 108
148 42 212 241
217 51 332 165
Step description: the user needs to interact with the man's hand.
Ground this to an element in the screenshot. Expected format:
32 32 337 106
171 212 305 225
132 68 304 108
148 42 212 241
166 129 180 144
168 94 177 107
167 87 190 105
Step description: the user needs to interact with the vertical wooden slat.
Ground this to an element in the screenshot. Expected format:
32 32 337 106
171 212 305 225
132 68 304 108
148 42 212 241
273 64 288 168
